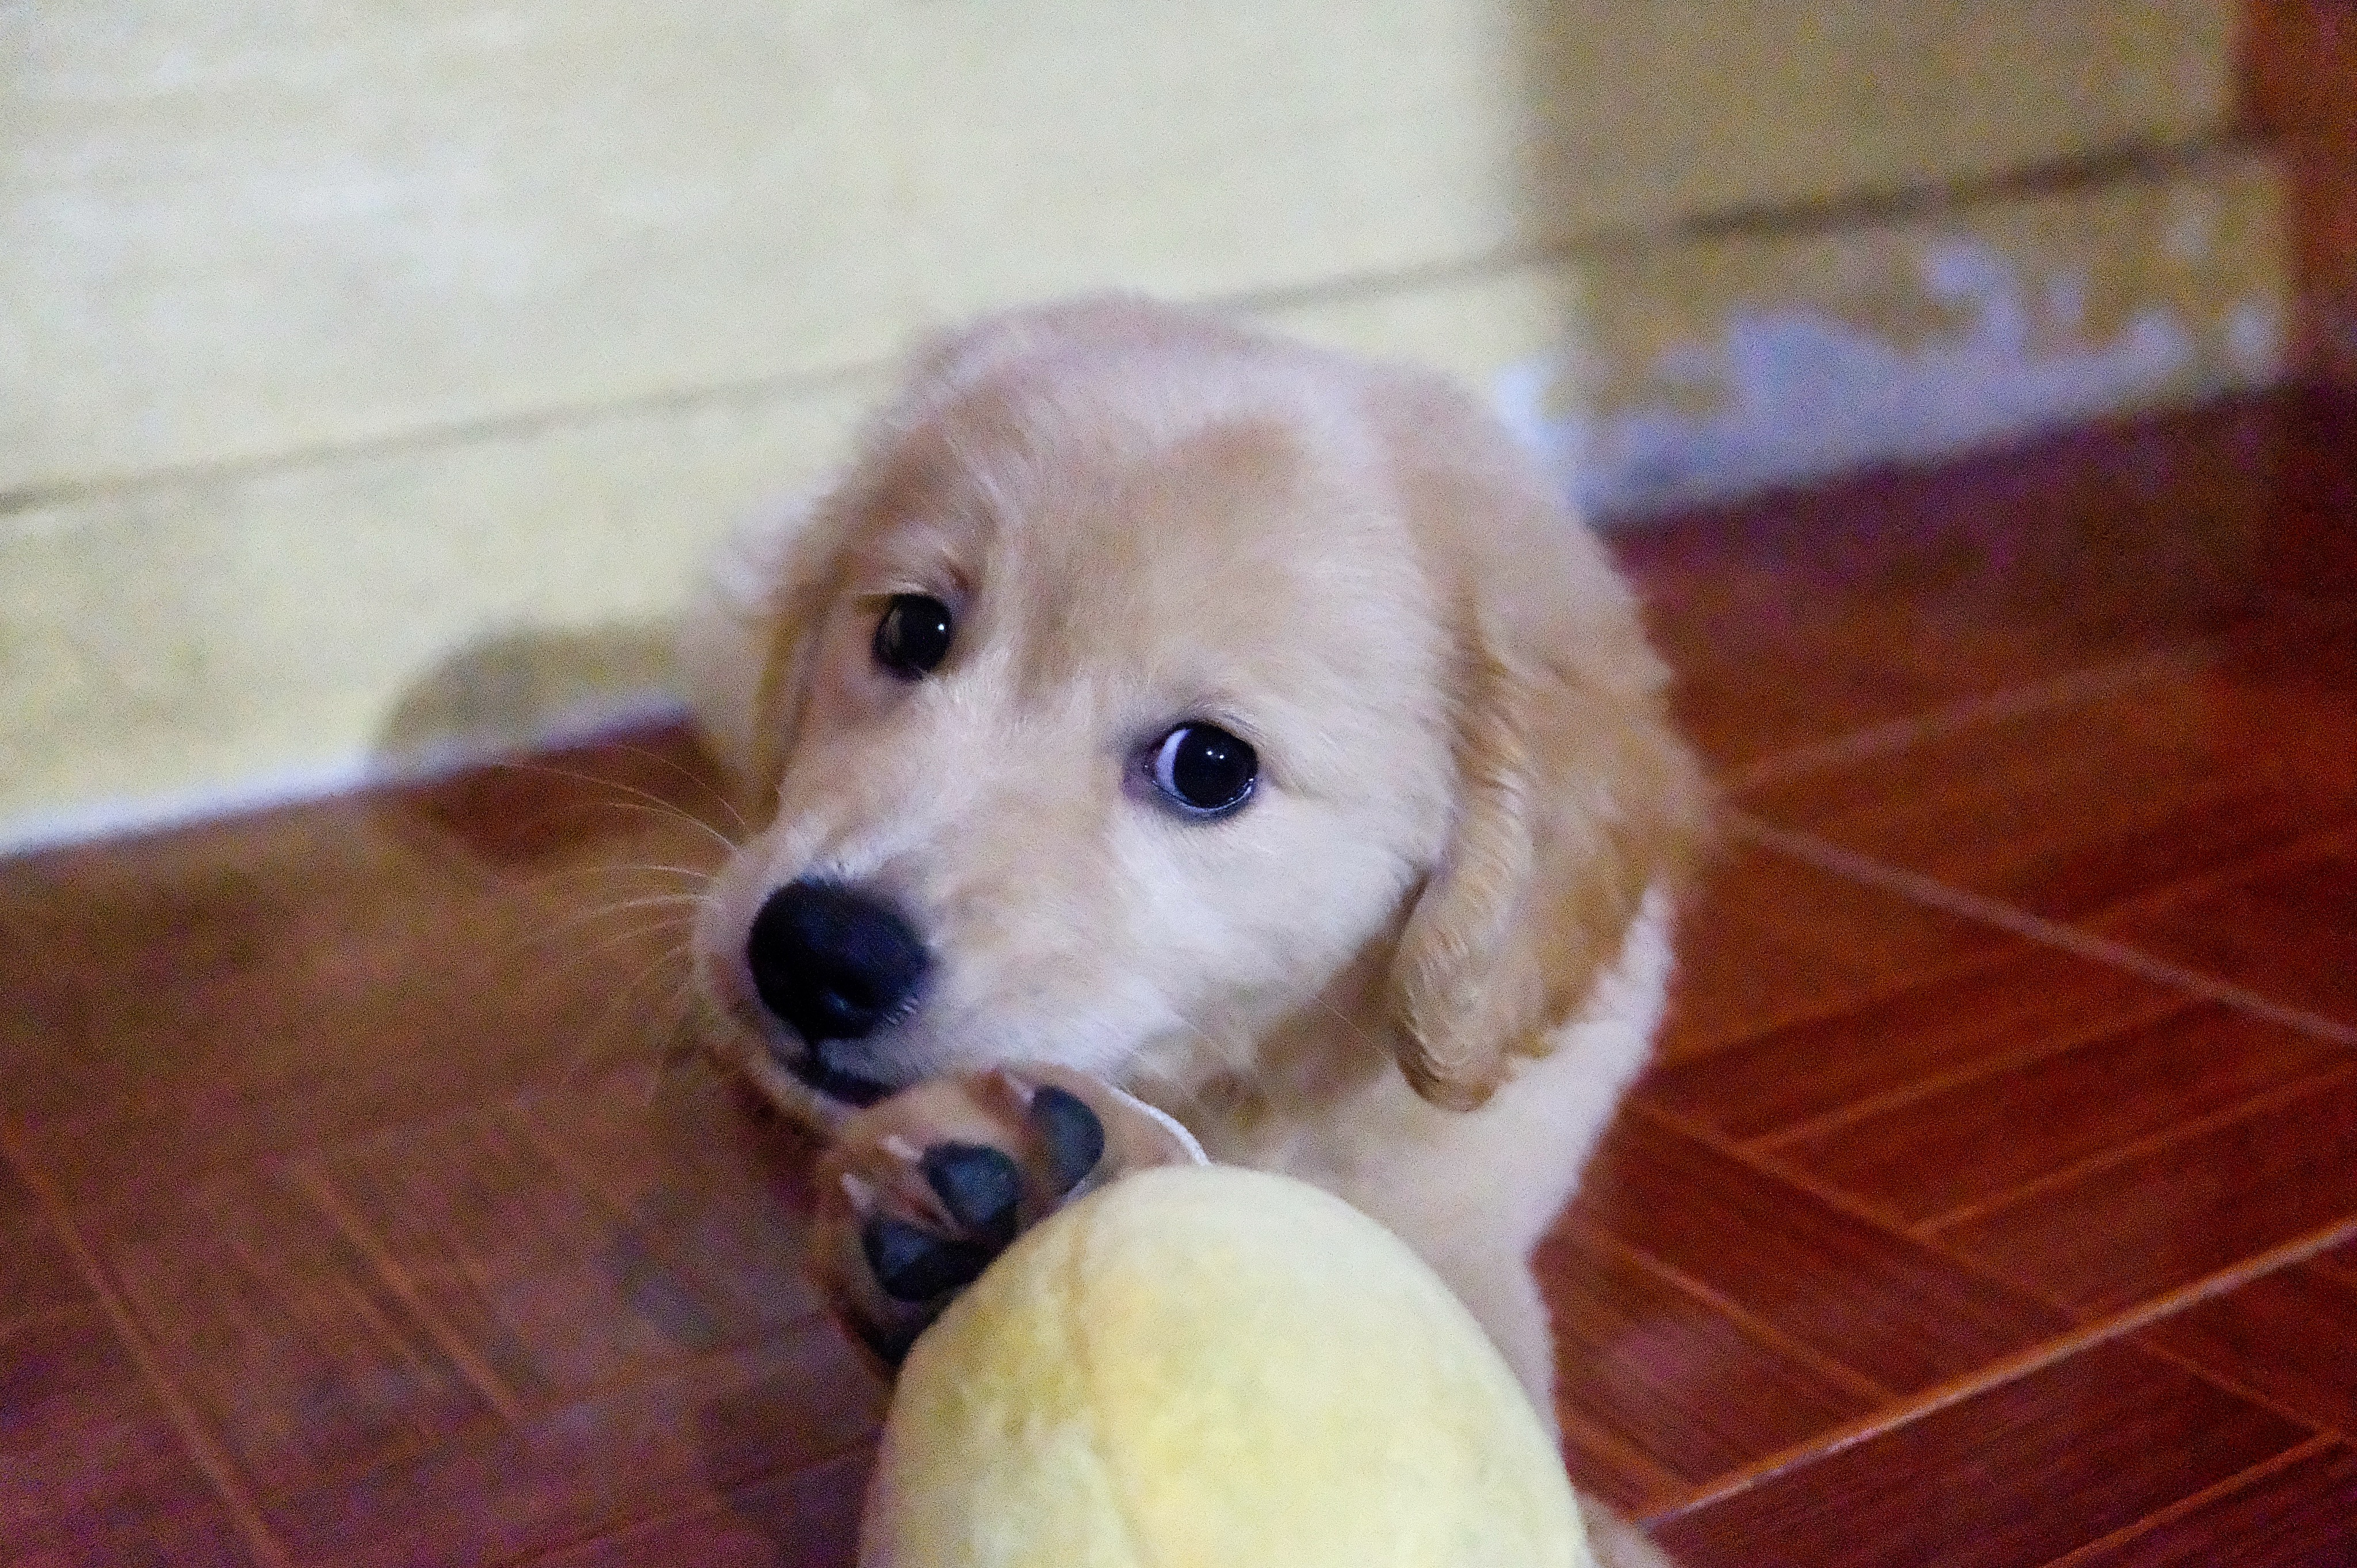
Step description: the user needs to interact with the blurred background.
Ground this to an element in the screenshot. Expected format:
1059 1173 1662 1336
4 1 2351 847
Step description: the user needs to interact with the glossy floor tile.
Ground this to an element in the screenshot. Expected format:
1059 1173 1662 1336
1540 1220 1879 1502
1650 838 2014 1063
0 1304 261 1567
1565 1111 2073 1401
1652 1340 2316 1568
2054 1440 2357 1568
1643 940 2192 1142
1736 615 2357 932
1614 398 2319 777
2101 826 2357 1031
1927 1069 2357 1315
2135 1248 2357 1435
1763 1004 2348 1231
2 392 2352 1564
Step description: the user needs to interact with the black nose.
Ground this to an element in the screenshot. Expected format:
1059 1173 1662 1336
746 880 930 1043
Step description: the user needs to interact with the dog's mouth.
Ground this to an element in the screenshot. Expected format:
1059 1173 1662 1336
780 1039 901 1109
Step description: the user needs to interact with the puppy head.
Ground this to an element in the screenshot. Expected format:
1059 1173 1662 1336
691 298 1702 1121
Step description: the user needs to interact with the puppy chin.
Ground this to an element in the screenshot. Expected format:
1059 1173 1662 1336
703 995 948 1135
781 1036 910 1111
699 1029 831 1131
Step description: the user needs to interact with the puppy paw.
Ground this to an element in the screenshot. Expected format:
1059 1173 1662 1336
810 1065 1203 1366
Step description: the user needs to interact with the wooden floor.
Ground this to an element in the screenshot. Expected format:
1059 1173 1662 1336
5 392 2354 1566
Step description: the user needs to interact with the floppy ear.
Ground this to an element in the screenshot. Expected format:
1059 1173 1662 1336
1379 394 1711 1112
677 495 840 823
1388 617 1706 1110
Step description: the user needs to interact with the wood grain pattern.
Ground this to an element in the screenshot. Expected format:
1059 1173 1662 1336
2137 1262 2357 1436
1643 941 2190 1142
1618 398 2293 776
1652 840 2009 1062
510 1062 829 1340
1740 661 2357 928
1736 597 2357 933
1542 1223 1879 1488
1931 1069 2357 1315
0 1306 258 1566
1768 1006 2350 1230
77 1162 498 1500
1567 1111 2073 1396
1654 1340 2316 1568
0 1214 91 1329
2102 830 2357 1031
0 1156 37 1227
529 1447 873 1568
312 1102 777 1406
1558 1415 1684 1520
0 749 722 1212
255 1330 881 1568
2057 1441 2357 1567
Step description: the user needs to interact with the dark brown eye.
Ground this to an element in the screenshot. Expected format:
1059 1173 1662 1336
1150 723 1258 817
873 595 954 678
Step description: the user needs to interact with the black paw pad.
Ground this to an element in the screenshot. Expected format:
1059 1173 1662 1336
862 1217 996 1303
921 1142 1023 1250
1029 1085 1106 1197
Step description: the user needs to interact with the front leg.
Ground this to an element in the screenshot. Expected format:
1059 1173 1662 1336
807 1065 1203 1365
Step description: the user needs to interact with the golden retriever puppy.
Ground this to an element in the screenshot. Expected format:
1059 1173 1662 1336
682 296 1704 1559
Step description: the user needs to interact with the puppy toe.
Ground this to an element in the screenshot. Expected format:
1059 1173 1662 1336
994 1065 1204 1189
920 1142 1024 1248
1026 1084 1108 1196
861 1214 1000 1303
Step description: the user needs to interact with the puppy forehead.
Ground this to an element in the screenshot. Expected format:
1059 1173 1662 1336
1027 425 1372 606
911 389 1424 651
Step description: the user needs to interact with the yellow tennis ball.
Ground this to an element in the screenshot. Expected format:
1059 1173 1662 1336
860 1165 1593 1568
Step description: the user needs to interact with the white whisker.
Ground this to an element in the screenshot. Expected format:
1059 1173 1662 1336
565 940 695 1085
490 761 741 857
603 739 755 839
530 892 705 949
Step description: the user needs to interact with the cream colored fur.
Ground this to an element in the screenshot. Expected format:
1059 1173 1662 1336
682 297 1704 1567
